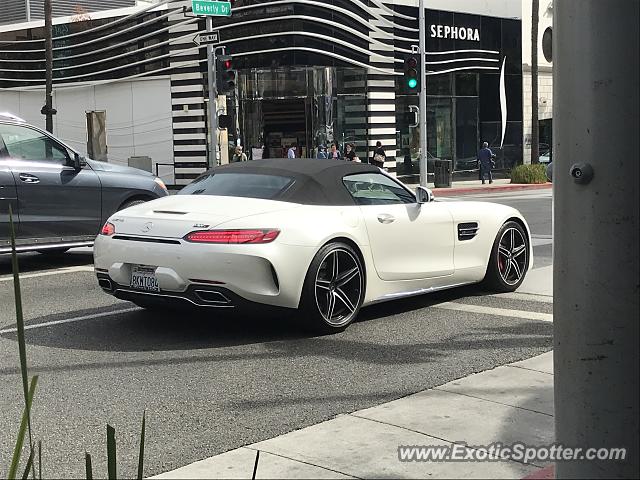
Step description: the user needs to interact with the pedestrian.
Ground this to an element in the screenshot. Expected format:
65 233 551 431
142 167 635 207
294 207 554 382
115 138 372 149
316 145 328 159
344 143 358 162
231 145 248 163
287 143 297 159
329 143 341 160
372 141 386 168
477 141 496 184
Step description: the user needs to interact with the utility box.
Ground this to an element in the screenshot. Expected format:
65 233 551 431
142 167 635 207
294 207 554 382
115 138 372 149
128 156 152 173
434 159 452 188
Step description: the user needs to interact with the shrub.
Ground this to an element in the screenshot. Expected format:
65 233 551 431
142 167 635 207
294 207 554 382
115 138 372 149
509 164 548 184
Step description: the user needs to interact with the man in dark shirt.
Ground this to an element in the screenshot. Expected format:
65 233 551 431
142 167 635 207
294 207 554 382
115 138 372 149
478 141 496 184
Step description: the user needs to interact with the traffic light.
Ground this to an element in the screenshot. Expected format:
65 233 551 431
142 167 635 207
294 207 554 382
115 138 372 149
216 54 236 95
403 55 421 93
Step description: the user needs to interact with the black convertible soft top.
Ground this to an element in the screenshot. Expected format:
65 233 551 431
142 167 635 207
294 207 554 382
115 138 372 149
209 158 382 206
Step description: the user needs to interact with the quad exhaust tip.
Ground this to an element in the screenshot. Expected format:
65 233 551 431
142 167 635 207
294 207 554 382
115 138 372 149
194 290 232 305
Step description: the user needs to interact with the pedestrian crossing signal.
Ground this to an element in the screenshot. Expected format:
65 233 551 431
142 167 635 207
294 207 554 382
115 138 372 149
404 56 420 93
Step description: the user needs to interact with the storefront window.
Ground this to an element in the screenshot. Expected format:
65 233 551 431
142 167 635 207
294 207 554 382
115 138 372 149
237 66 367 160
427 97 454 161
426 74 453 96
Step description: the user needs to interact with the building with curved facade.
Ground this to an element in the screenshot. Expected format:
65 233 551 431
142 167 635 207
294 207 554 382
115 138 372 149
0 0 522 185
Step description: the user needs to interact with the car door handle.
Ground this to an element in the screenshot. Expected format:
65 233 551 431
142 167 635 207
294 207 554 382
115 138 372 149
377 214 396 224
19 173 40 184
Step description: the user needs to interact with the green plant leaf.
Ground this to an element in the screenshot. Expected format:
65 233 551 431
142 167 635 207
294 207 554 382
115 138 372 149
137 411 146 480
20 447 34 480
107 424 116 480
252 450 260 480
8 206 36 480
7 376 38 480
37 441 41 480
85 452 93 480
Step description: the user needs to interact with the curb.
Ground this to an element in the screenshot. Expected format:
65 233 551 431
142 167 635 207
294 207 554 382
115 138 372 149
432 183 552 197
522 464 555 479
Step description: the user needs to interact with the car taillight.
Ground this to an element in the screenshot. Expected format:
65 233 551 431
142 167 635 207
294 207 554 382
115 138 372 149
100 222 115 236
184 229 280 244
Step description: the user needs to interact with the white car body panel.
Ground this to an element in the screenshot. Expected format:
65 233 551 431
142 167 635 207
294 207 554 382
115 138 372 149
94 191 532 311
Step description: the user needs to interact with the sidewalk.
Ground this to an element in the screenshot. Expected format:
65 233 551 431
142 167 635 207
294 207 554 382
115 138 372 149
402 179 552 197
153 269 555 480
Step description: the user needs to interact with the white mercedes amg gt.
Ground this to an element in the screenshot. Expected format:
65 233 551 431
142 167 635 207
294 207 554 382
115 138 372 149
94 159 532 332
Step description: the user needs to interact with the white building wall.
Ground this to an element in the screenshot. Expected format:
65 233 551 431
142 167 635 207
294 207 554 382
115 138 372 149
522 0 554 163
389 0 521 19
0 77 174 182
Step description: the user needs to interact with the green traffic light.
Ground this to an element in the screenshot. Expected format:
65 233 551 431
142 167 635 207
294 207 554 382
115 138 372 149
408 78 418 89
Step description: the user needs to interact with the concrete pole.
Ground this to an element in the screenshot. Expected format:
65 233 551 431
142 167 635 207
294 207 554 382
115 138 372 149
418 0 428 187
554 1 639 478
206 16 218 168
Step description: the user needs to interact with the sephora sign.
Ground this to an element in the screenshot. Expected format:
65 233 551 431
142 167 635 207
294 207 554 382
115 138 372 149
430 24 480 42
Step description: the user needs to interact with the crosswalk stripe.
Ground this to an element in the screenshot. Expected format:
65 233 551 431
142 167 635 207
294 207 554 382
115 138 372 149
491 292 553 304
0 265 95 282
433 301 553 322
0 307 141 335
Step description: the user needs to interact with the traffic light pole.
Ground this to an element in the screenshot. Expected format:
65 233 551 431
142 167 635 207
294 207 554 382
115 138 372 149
418 0 428 187
206 16 218 168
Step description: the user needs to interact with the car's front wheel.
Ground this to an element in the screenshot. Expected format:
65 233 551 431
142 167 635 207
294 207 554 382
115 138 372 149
299 242 365 333
483 221 530 292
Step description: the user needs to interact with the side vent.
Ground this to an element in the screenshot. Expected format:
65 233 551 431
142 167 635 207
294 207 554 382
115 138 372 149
458 222 479 241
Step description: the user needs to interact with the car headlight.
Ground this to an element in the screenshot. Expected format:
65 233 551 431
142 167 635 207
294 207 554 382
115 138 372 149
154 177 168 193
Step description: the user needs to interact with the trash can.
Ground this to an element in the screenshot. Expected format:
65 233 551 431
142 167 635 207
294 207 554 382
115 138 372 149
434 159 452 188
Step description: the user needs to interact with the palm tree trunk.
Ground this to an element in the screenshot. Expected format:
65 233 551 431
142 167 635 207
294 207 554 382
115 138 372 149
531 0 540 164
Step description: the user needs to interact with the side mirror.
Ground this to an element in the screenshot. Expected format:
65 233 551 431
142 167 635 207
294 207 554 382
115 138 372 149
416 185 434 204
69 152 85 170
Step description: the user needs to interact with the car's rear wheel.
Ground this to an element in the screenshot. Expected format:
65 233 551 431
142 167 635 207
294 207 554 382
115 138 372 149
299 242 365 333
483 221 530 292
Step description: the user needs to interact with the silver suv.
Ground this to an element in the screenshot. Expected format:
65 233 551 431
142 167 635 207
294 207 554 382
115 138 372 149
0 114 169 254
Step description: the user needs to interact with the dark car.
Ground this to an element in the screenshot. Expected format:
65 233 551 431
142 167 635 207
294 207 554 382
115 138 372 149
0 115 168 254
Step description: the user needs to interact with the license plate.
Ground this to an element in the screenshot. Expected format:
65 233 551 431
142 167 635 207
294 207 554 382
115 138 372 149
130 265 160 292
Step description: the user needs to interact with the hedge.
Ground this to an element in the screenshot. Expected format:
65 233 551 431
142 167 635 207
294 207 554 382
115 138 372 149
510 164 549 184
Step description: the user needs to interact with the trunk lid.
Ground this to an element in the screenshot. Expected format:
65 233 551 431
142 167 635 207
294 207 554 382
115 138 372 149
110 195 300 239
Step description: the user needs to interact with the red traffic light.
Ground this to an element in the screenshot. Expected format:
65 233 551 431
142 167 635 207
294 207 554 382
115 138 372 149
224 60 232 69
407 57 418 68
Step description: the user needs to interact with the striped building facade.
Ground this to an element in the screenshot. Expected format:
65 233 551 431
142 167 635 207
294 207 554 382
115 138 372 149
0 0 523 185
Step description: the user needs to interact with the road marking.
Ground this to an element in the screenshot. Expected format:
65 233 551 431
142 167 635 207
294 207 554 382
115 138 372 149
0 265 94 282
490 291 553 304
0 307 140 335
433 301 553 322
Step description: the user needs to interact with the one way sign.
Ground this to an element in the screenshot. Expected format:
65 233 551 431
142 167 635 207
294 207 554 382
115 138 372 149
193 32 220 47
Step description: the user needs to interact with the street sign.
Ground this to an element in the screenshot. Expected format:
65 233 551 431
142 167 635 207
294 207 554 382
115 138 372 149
191 0 231 17
193 32 220 47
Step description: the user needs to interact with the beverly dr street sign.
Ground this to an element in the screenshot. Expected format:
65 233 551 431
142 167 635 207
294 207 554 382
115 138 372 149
192 0 231 16
193 32 220 46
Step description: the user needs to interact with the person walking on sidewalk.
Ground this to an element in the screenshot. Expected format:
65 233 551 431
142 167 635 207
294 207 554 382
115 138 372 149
231 145 247 163
477 141 496 184
329 143 341 160
372 141 386 168
287 143 297 159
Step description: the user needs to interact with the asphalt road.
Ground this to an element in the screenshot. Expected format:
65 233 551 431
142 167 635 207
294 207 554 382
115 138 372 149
0 190 553 478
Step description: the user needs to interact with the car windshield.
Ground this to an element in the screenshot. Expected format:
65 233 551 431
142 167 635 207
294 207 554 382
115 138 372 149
178 172 295 200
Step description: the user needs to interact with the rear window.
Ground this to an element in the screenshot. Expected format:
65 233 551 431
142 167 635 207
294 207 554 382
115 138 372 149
178 172 295 200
